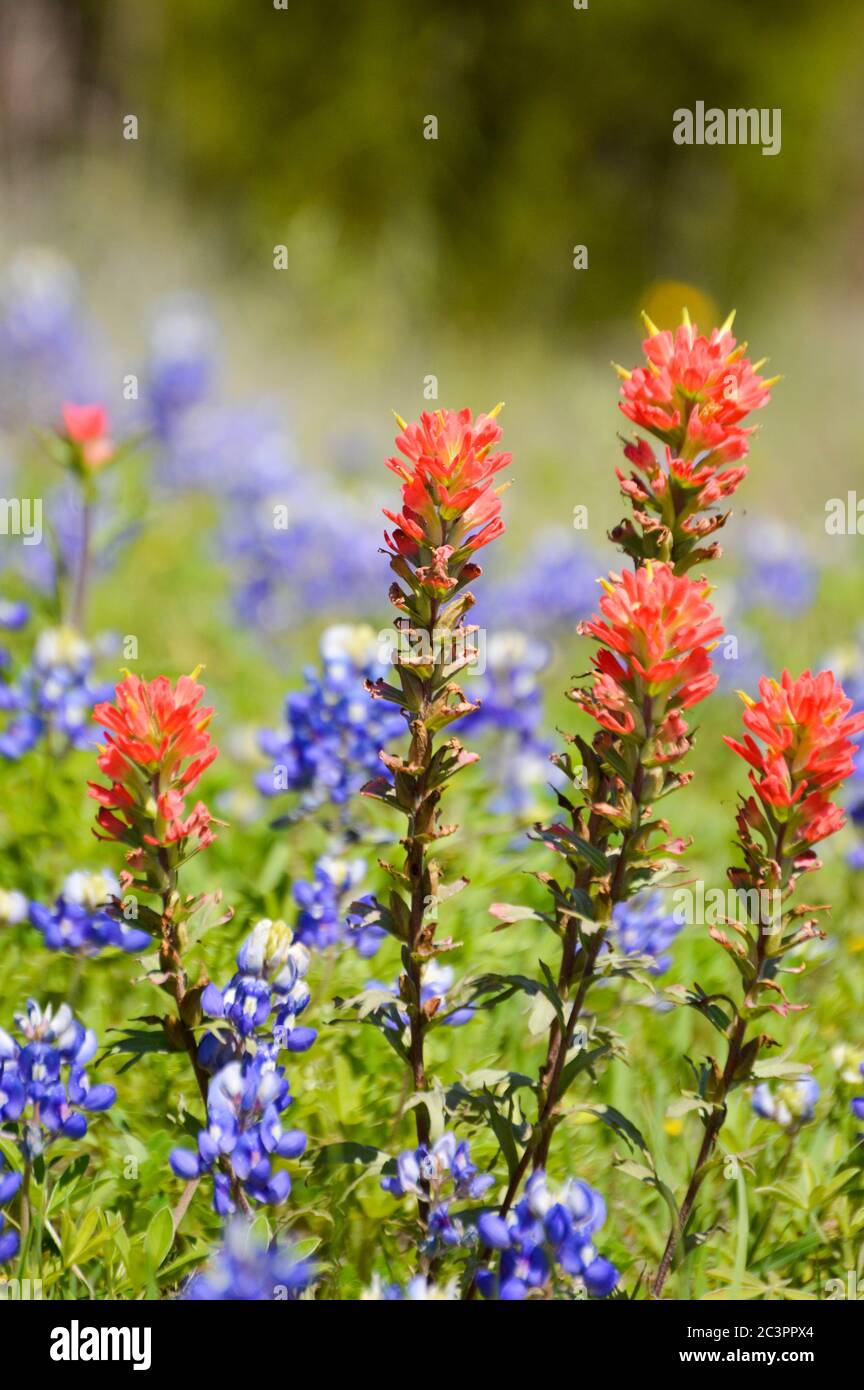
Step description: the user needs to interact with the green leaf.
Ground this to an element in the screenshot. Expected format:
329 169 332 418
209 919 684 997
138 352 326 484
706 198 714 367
731 1162 749 1299
533 824 609 874
64 1207 100 1268
488 902 539 925
403 1086 446 1142
751 1059 811 1080
312 1142 386 1172
579 1103 649 1155
145 1206 175 1271
558 1041 612 1093
666 1095 718 1119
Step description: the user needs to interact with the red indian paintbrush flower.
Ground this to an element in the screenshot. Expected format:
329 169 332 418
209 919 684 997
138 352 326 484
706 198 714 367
88 672 218 884
724 669 864 844
62 402 114 471
617 436 748 530
383 406 511 575
618 312 775 464
574 562 723 741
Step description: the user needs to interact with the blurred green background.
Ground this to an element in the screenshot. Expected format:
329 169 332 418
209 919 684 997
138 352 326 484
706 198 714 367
2 0 863 549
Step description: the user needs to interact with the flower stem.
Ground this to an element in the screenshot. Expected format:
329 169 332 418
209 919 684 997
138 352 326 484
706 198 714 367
518 720 652 1187
651 833 784 1298
71 497 92 632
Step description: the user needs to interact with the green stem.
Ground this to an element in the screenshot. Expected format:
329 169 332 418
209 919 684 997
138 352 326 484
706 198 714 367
651 828 787 1298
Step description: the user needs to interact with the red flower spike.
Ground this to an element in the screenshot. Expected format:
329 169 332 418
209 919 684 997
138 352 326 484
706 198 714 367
383 407 511 580
89 672 218 880
574 562 723 739
62 402 115 470
724 669 864 844
618 313 775 464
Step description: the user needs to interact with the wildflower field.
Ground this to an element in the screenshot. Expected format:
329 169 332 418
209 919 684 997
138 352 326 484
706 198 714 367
1 2 864 1313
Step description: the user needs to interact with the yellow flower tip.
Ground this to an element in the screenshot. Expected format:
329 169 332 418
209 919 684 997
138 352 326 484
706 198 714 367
189 664 204 681
598 577 615 594
392 411 408 431
494 480 513 496
663 1117 684 1137
640 310 660 337
645 559 654 580
488 401 505 418
762 374 783 390
736 689 756 708
719 308 737 335
612 361 632 380
751 357 768 373
681 306 692 328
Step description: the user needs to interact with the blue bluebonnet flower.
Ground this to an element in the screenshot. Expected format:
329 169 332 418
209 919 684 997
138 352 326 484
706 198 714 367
227 506 383 632
848 1063 864 1124
476 1170 619 1300
0 888 29 927
362 1273 459 1300
293 854 384 957
199 917 316 1069
611 891 682 976
169 1055 306 1215
481 529 602 636
734 520 818 618
141 295 215 445
0 627 113 759
0 1154 22 1263
752 1076 819 1128
28 869 150 956
382 1133 494 1255
462 631 554 816
0 600 29 631
366 960 476 1032
0 248 98 429
256 625 405 817
0 1001 116 1160
846 740 864 868
183 1219 316 1301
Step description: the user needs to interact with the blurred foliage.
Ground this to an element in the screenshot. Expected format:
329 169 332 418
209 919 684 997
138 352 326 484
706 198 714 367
2 0 864 332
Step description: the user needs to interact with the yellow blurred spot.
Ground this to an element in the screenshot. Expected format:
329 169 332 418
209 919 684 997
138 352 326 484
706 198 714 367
639 281 718 333
664 1118 684 1137
849 936 864 954
574 1111 600 1127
